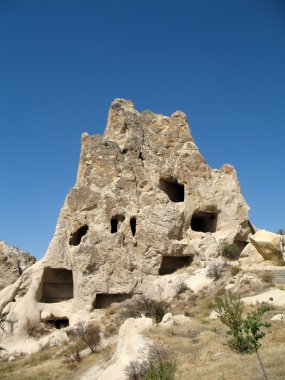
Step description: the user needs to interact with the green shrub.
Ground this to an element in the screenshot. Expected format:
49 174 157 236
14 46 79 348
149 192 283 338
125 343 176 380
221 242 240 260
215 293 271 380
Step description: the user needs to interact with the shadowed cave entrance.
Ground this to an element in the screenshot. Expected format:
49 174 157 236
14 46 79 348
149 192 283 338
191 212 217 233
69 225 89 246
93 293 133 309
45 318 69 329
159 256 193 275
40 268 74 303
111 215 125 233
159 177 184 202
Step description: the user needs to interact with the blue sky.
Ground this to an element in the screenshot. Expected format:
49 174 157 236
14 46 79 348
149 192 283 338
0 0 284 259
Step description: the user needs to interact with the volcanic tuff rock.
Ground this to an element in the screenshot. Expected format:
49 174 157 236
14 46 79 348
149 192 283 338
0 99 252 330
0 241 35 291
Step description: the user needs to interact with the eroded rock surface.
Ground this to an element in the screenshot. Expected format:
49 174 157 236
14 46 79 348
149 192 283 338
0 99 251 331
0 241 35 290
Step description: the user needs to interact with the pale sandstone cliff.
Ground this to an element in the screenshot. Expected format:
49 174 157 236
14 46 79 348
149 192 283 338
0 99 253 331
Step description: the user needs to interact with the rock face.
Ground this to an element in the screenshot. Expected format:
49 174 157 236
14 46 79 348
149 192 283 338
0 241 35 290
0 99 251 331
249 230 284 265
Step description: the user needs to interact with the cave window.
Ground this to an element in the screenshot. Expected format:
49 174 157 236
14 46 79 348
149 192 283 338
159 256 193 275
159 178 184 202
130 217 136 236
111 215 125 234
93 293 132 309
45 318 69 329
191 212 217 233
40 268 73 303
69 225 89 246
139 152 144 161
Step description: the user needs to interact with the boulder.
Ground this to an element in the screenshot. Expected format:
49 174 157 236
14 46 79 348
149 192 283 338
249 230 284 265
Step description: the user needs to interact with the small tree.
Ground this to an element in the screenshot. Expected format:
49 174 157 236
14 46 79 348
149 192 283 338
215 293 271 380
75 321 101 353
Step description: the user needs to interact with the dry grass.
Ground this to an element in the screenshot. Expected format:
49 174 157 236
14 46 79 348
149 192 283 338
0 342 116 380
146 282 285 380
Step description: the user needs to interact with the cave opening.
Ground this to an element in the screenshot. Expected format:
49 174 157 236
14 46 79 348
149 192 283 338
111 215 125 234
130 217 136 236
159 256 193 275
93 293 132 309
40 268 73 303
69 225 89 246
45 318 69 329
159 178 184 202
191 212 217 233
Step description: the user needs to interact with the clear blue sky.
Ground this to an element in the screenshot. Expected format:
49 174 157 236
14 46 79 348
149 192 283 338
0 0 284 259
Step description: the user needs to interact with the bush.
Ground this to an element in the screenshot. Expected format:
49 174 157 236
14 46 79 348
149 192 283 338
175 279 188 295
221 242 240 260
230 266 241 276
74 321 101 353
120 297 168 323
125 342 176 380
25 318 46 337
207 261 224 280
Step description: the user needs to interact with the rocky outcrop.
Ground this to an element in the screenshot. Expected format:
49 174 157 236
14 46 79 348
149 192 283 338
0 99 251 331
249 230 285 266
0 241 35 290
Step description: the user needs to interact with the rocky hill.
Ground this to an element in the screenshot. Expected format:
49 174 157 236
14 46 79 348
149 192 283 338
0 99 284 380
0 241 35 290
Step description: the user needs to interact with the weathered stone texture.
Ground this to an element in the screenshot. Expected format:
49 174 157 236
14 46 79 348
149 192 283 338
0 99 251 330
0 241 35 290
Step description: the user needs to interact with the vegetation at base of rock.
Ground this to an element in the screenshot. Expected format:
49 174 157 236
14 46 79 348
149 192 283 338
220 242 240 260
230 266 241 276
25 318 47 337
72 321 101 353
125 342 177 380
62 349 81 369
207 261 224 280
175 279 188 295
120 297 169 323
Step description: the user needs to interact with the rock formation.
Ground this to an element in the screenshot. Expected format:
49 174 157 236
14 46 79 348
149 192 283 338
0 99 253 331
0 241 35 290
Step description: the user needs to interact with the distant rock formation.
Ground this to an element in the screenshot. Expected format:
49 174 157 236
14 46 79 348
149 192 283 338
0 241 36 290
0 99 253 331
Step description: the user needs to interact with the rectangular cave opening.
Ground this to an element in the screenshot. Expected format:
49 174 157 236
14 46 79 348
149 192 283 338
40 268 74 303
159 177 184 202
93 293 133 309
159 256 193 275
191 212 217 233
